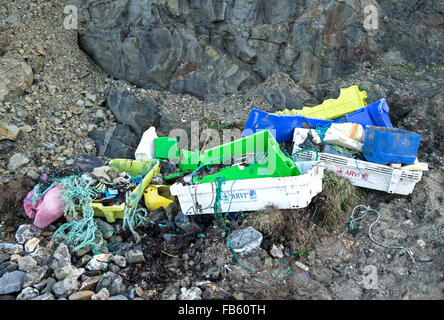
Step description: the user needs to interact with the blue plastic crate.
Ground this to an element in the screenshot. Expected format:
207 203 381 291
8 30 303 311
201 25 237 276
241 109 340 143
363 126 421 165
343 98 392 128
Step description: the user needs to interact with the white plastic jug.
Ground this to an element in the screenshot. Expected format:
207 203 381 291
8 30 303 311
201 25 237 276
135 127 158 161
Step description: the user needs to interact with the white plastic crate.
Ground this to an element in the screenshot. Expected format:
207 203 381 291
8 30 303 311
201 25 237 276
292 145 422 195
170 164 324 215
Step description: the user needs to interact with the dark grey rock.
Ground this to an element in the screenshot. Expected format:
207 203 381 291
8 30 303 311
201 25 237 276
0 242 23 254
16 286 40 300
106 88 176 137
96 272 125 296
29 247 53 266
148 208 167 225
0 253 9 264
53 243 71 264
95 218 115 240
125 249 145 264
0 270 25 294
0 261 18 277
15 224 41 244
51 269 84 298
23 265 48 287
174 211 194 233
88 124 139 159
73 155 104 173
32 279 48 291
41 277 56 295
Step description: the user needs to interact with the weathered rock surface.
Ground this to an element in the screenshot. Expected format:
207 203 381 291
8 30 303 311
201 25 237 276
0 57 33 103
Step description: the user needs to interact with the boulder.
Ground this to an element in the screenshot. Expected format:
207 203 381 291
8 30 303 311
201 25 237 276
0 57 33 103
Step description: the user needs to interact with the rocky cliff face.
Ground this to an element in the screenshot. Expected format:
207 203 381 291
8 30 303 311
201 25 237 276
76 0 443 100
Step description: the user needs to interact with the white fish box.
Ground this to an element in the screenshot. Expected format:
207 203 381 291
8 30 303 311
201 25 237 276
292 146 422 195
170 164 324 215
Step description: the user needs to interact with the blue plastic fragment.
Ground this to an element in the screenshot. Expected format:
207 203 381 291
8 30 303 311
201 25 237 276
242 100 394 143
241 109 339 143
343 98 393 128
105 189 118 198
363 126 421 165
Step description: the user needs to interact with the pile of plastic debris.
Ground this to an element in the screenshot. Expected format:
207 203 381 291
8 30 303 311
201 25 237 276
20 84 427 268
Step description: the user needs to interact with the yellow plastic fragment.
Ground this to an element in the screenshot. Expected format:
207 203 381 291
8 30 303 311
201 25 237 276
144 185 175 211
276 85 367 120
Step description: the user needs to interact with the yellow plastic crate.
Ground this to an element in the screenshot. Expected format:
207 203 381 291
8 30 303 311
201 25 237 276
276 85 367 120
89 159 160 223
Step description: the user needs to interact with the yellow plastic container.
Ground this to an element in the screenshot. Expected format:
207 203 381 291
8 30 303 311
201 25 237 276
276 85 367 119
90 159 160 223
143 185 175 211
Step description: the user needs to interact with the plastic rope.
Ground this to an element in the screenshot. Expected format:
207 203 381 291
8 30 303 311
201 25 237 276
213 178 253 272
52 175 104 252
122 160 156 243
349 205 415 263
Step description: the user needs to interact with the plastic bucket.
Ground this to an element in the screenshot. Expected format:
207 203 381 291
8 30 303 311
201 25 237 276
344 98 393 128
362 126 421 165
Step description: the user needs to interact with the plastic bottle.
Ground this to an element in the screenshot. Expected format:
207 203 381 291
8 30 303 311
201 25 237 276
135 127 158 161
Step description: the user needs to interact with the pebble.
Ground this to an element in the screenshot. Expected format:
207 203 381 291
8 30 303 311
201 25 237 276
110 254 127 268
85 256 108 271
126 249 145 264
91 288 110 300
96 272 124 296
179 287 202 300
8 153 30 171
108 295 128 300
0 243 23 254
418 255 433 262
32 293 56 300
10 254 21 262
227 226 263 256
95 218 115 239
0 253 9 264
24 237 40 253
0 124 21 141
17 256 37 272
21 125 33 133
41 277 56 294
79 275 101 291
269 244 284 259
24 265 49 287
53 243 71 264
16 287 40 300
54 264 77 280
68 290 95 300
15 224 41 244
52 276 80 298
0 270 25 294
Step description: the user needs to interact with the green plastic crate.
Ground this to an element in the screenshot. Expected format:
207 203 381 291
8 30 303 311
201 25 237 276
195 130 301 183
154 137 180 159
